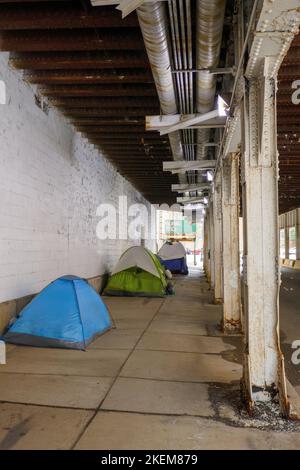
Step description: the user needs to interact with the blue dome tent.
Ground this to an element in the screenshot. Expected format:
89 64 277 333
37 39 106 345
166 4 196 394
4 275 112 350
158 241 188 275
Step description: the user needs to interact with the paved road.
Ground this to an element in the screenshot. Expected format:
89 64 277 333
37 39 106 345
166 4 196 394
280 267 300 394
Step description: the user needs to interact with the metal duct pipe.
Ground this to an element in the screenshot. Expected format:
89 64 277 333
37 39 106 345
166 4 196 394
137 1 185 186
196 0 226 161
168 0 196 185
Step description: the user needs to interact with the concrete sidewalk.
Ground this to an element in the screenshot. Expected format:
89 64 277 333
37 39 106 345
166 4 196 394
0 272 300 449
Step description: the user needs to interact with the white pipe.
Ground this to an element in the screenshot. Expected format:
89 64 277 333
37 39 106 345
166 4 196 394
137 1 185 183
196 0 226 162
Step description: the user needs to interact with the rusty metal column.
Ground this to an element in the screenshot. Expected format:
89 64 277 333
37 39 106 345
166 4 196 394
203 211 207 275
212 173 223 303
221 153 241 331
296 209 300 260
209 199 215 290
241 57 287 409
204 208 211 282
285 223 290 260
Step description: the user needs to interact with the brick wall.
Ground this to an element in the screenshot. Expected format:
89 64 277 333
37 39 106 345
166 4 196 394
0 52 156 308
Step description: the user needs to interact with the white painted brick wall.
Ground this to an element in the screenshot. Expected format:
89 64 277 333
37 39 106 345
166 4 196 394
0 53 156 303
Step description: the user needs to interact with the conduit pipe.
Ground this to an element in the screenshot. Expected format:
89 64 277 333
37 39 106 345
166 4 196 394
137 2 186 184
168 0 196 186
196 0 226 162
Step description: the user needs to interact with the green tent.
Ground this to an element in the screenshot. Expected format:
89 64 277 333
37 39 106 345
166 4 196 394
104 246 167 297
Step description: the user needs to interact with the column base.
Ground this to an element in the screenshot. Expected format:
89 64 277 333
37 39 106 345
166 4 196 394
204 269 210 283
240 377 279 415
241 351 290 418
223 318 241 333
213 297 223 305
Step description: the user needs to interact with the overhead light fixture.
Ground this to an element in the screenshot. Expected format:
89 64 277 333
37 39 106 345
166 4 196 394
207 171 214 182
217 95 229 117
203 197 208 205
184 203 203 211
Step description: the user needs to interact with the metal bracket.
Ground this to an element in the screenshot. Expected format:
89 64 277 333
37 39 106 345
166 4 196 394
243 254 248 285
275 256 281 285
171 67 236 76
